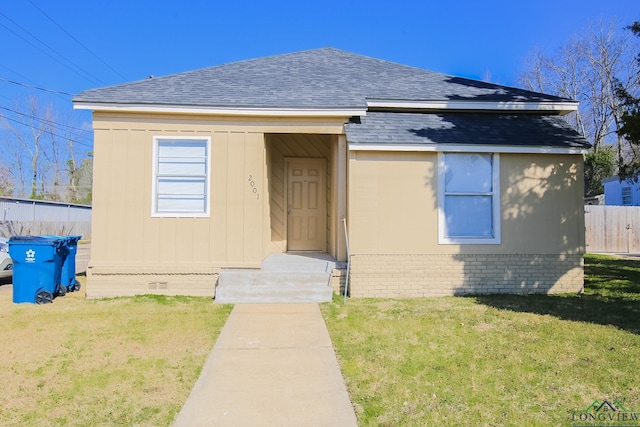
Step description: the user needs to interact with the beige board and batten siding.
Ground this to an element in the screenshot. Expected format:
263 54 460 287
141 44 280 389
88 112 346 297
347 151 585 297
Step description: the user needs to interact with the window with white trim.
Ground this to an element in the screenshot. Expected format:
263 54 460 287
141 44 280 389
438 152 500 244
152 137 210 217
622 187 632 206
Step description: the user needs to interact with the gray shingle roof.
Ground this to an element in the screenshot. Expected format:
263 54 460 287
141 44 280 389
345 112 590 149
73 47 570 108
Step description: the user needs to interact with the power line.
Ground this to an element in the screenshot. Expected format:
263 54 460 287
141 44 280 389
0 105 92 136
31 184 93 190
0 13 105 86
0 77 73 96
0 12 104 86
0 92 13 103
0 64 70 101
28 0 128 81
0 113 93 149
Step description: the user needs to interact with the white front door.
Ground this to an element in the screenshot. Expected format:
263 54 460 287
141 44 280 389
286 158 326 251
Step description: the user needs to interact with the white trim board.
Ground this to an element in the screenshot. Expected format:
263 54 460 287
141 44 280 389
366 99 579 115
348 143 589 155
74 102 367 117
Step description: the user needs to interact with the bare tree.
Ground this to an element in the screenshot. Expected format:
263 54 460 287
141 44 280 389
520 20 640 156
44 123 63 200
0 97 50 198
0 96 93 202
46 108 86 201
0 163 13 196
616 21 640 181
1 130 26 197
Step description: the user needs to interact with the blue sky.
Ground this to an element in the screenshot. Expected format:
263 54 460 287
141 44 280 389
0 0 638 135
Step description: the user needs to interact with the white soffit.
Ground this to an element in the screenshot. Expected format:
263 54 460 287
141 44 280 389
348 143 589 155
73 102 367 117
366 99 579 115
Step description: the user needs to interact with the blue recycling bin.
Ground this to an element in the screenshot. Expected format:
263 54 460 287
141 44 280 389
8 236 65 304
60 236 82 293
39 235 82 294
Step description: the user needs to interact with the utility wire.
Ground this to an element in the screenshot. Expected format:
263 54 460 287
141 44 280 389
0 92 13 103
0 13 104 86
28 0 128 81
0 77 73 96
0 105 92 136
0 64 70 101
36 184 94 190
0 113 93 149
0 64 57 89
0 12 104 85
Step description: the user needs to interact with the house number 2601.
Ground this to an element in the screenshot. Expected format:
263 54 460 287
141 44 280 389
248 175 259 200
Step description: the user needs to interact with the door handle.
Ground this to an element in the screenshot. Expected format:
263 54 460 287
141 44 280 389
287 204 292 215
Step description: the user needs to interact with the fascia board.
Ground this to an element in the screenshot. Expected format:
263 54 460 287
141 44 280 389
348 143 589 155
73 102 367 117
366 99 579 115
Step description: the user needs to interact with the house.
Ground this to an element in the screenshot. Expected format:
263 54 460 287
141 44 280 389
584 194 605 205
73 48 589 299
602 176 640 205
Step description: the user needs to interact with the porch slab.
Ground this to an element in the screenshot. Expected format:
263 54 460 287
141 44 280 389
214 253 337 303
261 252 340 272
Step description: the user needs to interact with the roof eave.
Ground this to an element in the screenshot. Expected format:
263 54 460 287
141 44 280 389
348 142 589 155
72 102 367 118
366 99 579 115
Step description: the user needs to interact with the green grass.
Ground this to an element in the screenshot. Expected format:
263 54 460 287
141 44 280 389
0 288 232 427
2 254 638 426
322 254 640 426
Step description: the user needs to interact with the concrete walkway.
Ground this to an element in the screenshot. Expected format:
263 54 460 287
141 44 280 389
173 304 358 427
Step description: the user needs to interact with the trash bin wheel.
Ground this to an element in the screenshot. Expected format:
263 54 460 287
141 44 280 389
58 285 67 297
35 290 53 304
72 281 81 292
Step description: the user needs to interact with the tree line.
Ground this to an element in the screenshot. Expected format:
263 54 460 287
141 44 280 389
0 96 93 204
519 19 640 197
3 21 639 204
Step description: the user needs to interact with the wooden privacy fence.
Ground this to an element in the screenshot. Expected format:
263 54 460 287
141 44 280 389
585 205 640 253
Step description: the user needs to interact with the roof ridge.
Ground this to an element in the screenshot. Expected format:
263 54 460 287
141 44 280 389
76 47 347 93
74 48 575 108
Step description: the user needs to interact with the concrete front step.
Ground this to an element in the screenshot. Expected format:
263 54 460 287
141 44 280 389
215 270 334 303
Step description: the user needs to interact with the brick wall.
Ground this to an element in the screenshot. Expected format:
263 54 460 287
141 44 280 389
347 254 584 298
331 268 347 294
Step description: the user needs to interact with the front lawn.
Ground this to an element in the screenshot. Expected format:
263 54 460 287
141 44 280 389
1 254 637 426
0 286 232 426
321 254 640 426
